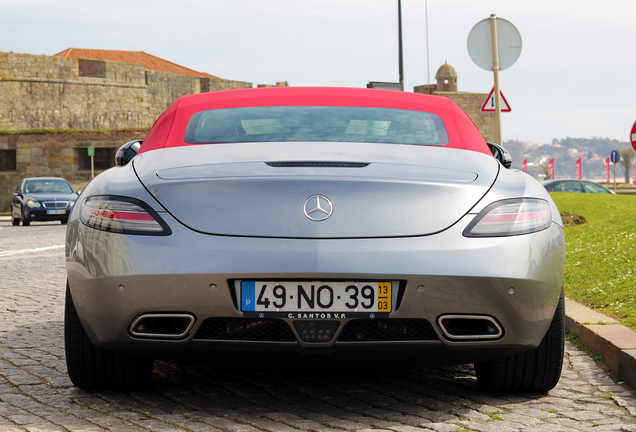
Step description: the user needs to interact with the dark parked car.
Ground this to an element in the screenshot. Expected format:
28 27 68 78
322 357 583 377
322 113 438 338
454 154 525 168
542 179 614 194
11 177 78 226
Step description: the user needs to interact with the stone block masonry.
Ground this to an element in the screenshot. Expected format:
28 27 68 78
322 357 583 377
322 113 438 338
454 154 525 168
0 51 255 211
0 51 252 131
0 130 147 211
443 91 496 143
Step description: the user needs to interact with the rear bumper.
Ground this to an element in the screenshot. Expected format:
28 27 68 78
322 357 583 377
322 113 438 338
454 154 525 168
66 211 565 363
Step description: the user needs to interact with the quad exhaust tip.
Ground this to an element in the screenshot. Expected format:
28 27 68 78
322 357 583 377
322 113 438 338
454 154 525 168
437 315 503 341
129 313 196 339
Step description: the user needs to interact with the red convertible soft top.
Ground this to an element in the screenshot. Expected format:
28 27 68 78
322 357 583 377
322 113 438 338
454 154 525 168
138 87 490 155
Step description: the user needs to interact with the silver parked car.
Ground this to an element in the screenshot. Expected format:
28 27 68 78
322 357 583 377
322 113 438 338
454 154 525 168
65 87 565 393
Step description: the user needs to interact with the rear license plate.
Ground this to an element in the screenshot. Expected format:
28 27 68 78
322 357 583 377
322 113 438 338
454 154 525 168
47 209 66 215
241 281 391 313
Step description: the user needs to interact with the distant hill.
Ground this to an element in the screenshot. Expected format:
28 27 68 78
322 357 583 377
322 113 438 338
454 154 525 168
503 137 632 179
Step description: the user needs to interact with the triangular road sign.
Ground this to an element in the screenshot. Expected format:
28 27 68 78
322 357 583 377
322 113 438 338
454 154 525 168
481 87 511 112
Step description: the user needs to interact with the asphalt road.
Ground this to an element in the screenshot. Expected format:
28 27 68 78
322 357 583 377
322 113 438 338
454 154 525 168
1 220 635 432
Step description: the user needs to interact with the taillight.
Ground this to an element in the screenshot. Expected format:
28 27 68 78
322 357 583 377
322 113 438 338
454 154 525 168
463 198 552 237
80 195 171 235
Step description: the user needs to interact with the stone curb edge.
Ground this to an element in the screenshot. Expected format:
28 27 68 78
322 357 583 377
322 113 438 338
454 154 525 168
565 297 636 388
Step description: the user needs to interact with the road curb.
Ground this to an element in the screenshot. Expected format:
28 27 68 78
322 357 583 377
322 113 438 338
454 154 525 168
565 297 636 388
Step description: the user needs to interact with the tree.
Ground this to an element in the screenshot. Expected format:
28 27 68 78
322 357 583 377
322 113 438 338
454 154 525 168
618 148 636 183
538 163 552 180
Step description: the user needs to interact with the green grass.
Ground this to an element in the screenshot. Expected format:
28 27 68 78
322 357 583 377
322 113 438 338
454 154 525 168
486 412 503 421
551 193 636 330
565 332 603 363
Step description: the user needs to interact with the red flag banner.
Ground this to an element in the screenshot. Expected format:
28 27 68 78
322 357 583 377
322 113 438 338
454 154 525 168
522 159 527 173
575 158 582 180
548 158 555 180
605 158 610 183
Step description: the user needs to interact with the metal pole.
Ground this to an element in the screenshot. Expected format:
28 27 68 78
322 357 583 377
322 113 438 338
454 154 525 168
425 0 430 85
614 162 617 192
489 14 502 145
398 0 404 87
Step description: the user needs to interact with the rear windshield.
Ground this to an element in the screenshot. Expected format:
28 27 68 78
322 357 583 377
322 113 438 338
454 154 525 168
184 106 449 146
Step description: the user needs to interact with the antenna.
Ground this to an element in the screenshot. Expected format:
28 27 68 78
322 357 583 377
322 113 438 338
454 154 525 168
398 0 404 85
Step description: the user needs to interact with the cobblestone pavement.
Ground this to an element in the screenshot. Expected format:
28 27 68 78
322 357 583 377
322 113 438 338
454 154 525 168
1 221 635 432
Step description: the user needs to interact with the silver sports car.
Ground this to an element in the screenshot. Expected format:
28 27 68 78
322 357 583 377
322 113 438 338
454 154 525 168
65 87 565 393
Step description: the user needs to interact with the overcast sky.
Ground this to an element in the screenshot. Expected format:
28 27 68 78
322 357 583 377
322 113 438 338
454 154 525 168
2 0 635 145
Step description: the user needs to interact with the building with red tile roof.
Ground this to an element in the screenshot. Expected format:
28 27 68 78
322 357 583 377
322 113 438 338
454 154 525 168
55 48 218 78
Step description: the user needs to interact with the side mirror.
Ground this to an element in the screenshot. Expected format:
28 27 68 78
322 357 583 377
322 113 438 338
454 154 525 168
13 191 23 198
75 190 81 196
115 140 143 167
487 142 512 169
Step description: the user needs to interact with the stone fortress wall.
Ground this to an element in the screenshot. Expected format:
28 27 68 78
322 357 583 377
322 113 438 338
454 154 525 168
440 91 494 143
0 130 147 209
0 51 256 211
0 52 252 131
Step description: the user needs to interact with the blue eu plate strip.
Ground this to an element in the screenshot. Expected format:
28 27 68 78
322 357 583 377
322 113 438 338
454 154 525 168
241 281 255 311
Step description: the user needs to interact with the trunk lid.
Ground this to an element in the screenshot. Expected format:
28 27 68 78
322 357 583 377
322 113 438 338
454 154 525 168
133 142 499 238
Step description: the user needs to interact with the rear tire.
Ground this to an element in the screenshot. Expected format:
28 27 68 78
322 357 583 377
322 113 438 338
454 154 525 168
64 282 154 391
475 289 564 393
11 206 20 226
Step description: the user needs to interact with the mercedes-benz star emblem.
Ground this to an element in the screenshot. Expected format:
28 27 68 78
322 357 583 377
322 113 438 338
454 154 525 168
303 195 333 221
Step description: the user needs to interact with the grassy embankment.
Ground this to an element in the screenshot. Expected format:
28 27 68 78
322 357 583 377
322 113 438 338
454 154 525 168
551 193 636 329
